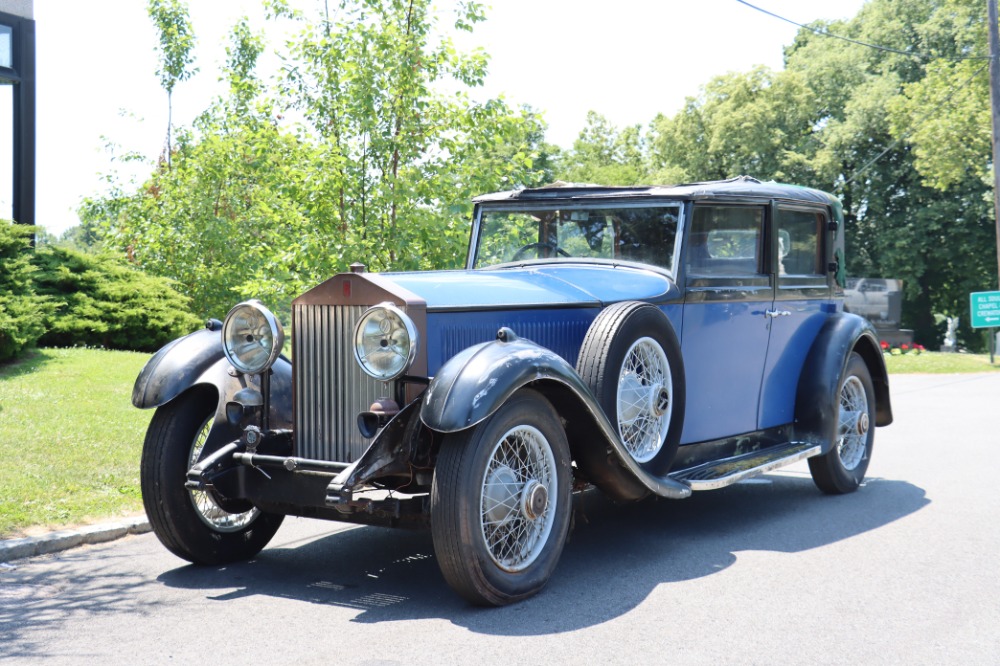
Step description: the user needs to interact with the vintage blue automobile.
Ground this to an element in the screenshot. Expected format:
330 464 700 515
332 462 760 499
134 176 892 605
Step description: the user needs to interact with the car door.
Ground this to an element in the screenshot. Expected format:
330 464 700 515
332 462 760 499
680 203 772 444
758 204 833 429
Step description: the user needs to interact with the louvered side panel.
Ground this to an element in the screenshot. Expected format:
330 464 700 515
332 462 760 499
438 318 590 368
293 304 393 463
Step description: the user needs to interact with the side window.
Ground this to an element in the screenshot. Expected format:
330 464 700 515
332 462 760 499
687 206 765 276
776 208 824 276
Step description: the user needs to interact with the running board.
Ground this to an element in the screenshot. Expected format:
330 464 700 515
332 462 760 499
669 442 821 491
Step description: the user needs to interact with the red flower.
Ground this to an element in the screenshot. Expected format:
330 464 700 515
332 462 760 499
901 343 910 350
880 340 890 350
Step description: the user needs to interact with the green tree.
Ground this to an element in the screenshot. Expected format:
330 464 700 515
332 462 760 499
648 66 822 185
32 246 203 352
0 222 54 362
885 0 990 190
788 0 995 345
84 17 328 319
556 112 651 185
623 0 995 347
54 224 103 253
275 0 544 271
148 0 197 164
85 1 546 318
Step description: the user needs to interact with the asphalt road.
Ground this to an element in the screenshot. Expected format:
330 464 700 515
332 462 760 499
2 373 999 665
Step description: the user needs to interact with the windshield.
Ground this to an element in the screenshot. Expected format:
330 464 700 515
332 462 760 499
473 204 681 273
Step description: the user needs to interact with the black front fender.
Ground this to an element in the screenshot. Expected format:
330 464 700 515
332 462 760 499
133 326 231 409
795 313 892 449
420 328 579 434
421 328 690 500
132 325 293 450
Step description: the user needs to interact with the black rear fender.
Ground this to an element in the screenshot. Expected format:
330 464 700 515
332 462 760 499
795 313 892 451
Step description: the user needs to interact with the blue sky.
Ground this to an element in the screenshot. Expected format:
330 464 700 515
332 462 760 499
22 0 866 236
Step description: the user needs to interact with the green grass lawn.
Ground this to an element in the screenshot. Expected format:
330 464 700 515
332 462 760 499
882 350 1000 373
0 348 153 538
0 346 996 539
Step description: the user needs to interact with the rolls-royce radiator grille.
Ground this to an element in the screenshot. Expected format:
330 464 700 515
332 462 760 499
292 304 394 463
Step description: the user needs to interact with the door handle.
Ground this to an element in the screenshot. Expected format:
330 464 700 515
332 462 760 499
766 310 791 318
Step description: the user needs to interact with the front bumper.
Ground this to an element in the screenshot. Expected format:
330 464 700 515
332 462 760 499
185 400 431 528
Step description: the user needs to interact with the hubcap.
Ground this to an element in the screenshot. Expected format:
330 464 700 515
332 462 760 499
479 425 557 572
651 383 670 417
617 337 672 463
522 480 548 520
857 412 870 436
483 466 520 526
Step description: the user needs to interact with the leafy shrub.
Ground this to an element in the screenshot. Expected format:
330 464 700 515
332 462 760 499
32 245 203 352
0 221 54 362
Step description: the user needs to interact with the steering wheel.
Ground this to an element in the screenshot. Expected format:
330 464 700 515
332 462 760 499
511 241 571 261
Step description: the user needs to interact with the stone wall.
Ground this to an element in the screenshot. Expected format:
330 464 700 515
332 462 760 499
0 1 31 19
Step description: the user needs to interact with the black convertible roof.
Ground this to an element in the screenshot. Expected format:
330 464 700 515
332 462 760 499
474 175 839 207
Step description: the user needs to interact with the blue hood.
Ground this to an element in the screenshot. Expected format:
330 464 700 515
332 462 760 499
382 264 675 310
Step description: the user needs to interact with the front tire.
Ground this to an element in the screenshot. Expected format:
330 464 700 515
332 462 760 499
808 352 876 494
431 389 572 606
141 388 284 564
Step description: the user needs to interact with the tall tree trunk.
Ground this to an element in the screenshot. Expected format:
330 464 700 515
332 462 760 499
906 274 938 347
166 90 173 168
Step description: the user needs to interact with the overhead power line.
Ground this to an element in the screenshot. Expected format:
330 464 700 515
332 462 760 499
736 0 991 62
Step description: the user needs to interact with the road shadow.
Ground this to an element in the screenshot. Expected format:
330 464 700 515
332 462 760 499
155 473 929 635
0 549 166 661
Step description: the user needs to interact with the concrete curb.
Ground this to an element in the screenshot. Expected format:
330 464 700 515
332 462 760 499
0 516 151 563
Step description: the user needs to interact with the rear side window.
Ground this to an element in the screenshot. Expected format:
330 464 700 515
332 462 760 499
776 208 825 276
686 206 765 276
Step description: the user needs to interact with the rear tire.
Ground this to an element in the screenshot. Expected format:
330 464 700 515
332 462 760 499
808 353 876 494
140 388 283 564
431 390 572 605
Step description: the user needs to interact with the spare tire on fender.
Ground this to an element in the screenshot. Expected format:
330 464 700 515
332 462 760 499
576 301 685 476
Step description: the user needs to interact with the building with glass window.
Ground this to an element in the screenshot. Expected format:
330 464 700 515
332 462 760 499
0 0 33 226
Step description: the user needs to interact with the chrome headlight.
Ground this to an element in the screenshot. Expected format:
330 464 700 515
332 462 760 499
222 301 284 375
354 303 418 381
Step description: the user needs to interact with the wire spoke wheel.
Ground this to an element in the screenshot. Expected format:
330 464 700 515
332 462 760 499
431 389 571 605
577 301 685 475
141 388 283 564
187 414 259 532
617 337 672 463
480 425 557 572
808 352 876 495
836 376 869 471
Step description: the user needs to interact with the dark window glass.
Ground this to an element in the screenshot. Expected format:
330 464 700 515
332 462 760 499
686 206 764 276
776 209 824 276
